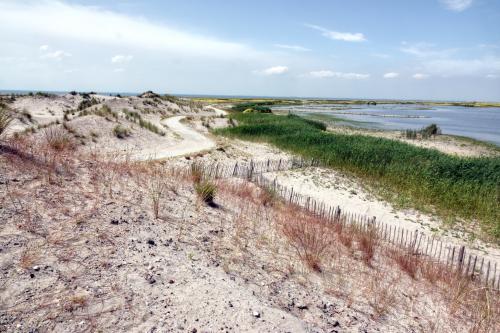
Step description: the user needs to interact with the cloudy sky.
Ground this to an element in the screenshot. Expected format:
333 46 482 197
0 0 499 100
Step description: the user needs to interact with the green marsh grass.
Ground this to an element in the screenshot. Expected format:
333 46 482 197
216 113 500 240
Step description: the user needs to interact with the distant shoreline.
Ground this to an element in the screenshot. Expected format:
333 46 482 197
1 89 500 106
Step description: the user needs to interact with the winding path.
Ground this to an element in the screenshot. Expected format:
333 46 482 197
133 106 227 160
159 115 216 158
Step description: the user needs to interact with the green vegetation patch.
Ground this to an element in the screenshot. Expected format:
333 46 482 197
216 112 500 240
123 109 165 136
231 102 274 113
113 125 131 139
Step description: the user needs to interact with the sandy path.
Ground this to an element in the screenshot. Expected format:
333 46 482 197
205 105 228 116
132 106 227 160
131 116 216 160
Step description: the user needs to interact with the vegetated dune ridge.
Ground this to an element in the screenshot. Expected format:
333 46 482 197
0 94 498 332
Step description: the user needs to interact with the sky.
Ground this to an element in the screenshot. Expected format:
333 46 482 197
0 0 500 101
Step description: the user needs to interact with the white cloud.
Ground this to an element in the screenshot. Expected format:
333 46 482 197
305 24 366 42
401 42 456 58
413 73 430 79
113 68 125 73
383 72 400 79
486 74 498 79
38 43 71 60
372 53 391 59
274 44 310 52
309 70 370 79
0 0 256 60
41 50 72 61
256 66 289 75
440 0 474 12
111 55 133 64
422 57 500 76
402 42 500 77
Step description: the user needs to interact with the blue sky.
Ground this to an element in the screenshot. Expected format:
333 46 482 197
1 0 499 100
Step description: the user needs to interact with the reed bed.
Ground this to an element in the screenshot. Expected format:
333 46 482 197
216 113 500 239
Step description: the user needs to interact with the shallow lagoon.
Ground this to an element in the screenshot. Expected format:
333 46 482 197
273 104 500 146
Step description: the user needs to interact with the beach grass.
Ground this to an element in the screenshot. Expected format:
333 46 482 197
216 112 500 240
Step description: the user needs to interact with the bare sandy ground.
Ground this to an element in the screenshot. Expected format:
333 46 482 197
2 148 493 332
131 116 217 160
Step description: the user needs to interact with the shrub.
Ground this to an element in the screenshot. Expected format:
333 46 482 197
195 180 216 204
35 91 54 98
403 124 441 140
113 125 131 139
96 105 118 120
123 110 142 121
421 123 441 139
77 97 99 111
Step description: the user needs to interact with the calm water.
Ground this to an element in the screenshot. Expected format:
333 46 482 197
273 104 500 146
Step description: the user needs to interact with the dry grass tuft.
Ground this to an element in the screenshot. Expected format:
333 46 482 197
278 205 333 272
44 126 76 151
389 249 420 279
146 164 170 218
356 225 378 266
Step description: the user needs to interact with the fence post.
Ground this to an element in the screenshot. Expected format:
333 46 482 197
493 263 497 289
485 261 491 287
465 253 472 277
479 258 484 282
457 246 465 272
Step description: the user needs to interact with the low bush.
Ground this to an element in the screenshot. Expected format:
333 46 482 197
231 102 274 113
113 125 131 139
403 123 441 140
78 97 99 111
195 180 216 204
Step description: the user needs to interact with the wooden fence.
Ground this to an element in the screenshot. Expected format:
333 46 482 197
193 158 500 290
